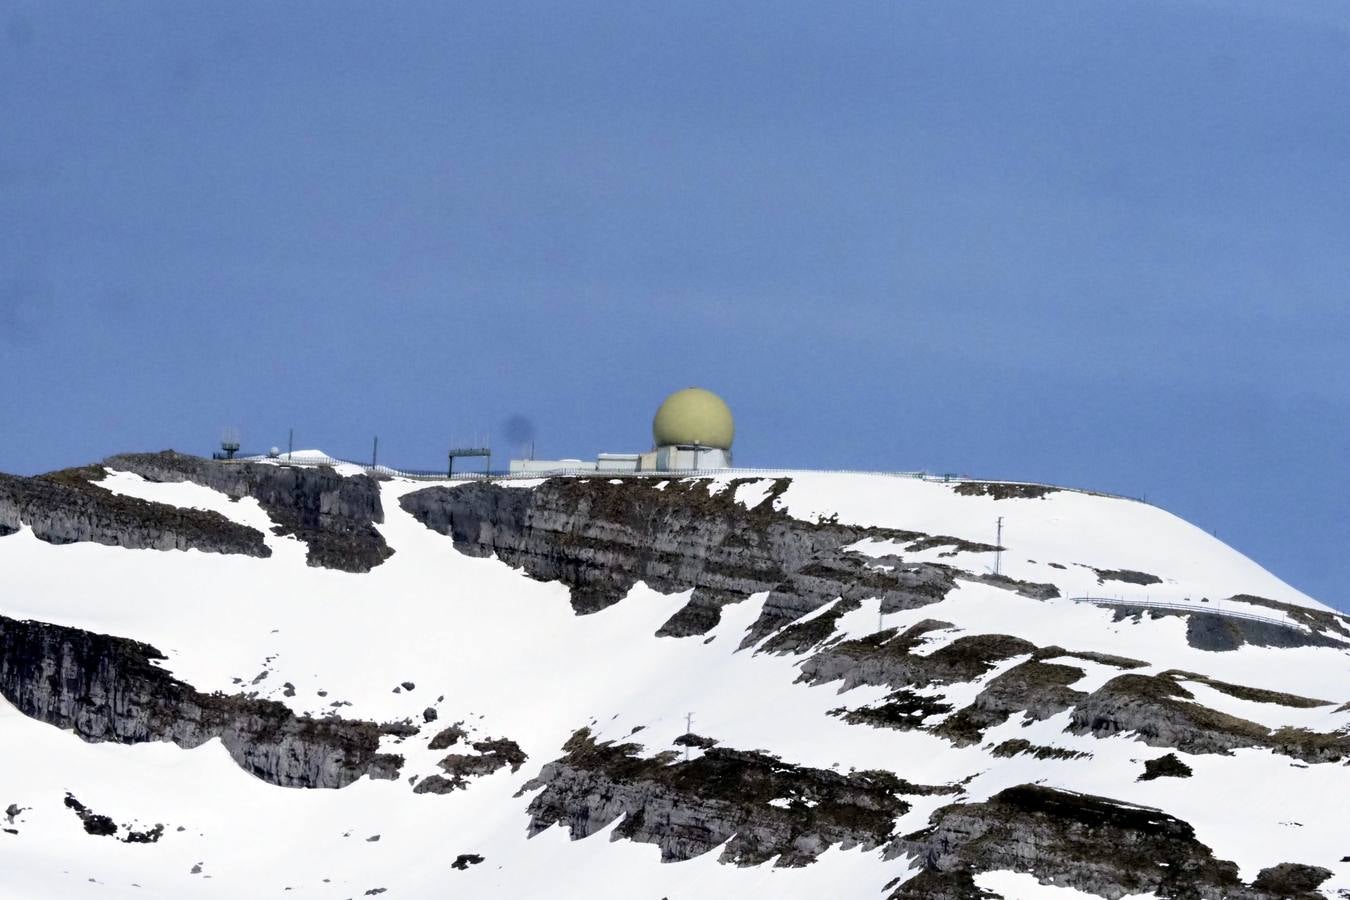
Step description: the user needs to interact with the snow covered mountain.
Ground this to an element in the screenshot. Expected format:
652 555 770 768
1 451 1347 899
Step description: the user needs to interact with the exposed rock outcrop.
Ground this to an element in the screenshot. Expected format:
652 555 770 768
64 794 165 843
1088 567 1162 586
1249 863 1335 898
400 477 1019 639
797 622 1035 694
934 658 1088 746
889 784 1293 899
1228 595 1350 641
951 482 1058 500
805 625 1350 765
0 465 269 558
522 728 953 866
1138 753 1193 781
105 451 392 573
1109 601 1349 652
1069 672 1350 764
988 739 1089 761
413 737 528 794
0 613 401 789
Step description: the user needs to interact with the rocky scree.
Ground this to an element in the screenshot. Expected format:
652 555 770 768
0 613 402 788
104 451 392 573
0 464 268 557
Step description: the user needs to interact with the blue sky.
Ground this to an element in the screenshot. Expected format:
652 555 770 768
2 2 1347 610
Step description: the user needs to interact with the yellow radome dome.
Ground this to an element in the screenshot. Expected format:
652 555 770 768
652 387 734 450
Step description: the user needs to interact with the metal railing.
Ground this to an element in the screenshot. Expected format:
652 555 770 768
218 453 1147 502
1070 596 1308 632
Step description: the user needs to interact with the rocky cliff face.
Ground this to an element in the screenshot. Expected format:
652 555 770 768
798 618 1349 764
0 612 401 789
399 477 1056 640
522 728 1337 898
3 457 1348 897
105 451 392 572
401 477 1344 656
890 784 1332 900
523 728 954 867
1068 671 1350 764
0 464 269 557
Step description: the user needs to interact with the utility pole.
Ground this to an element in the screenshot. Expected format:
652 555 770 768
684 712 693 761
372 436 379 468
288 428 294 461
994 516 1004 576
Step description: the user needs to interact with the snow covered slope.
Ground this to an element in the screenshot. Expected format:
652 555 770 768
1 453 1347 900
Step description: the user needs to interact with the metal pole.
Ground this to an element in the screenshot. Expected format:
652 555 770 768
685 712 693 761
994 516 1004 576
288 428 293 461
372 436 379 468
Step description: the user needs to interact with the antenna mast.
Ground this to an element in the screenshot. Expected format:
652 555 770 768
994 516 1004 576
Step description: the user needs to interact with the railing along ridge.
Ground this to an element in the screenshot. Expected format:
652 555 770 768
219 455 1147 503
1070 596 1310 633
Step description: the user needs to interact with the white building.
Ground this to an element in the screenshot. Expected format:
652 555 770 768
508 387 735 475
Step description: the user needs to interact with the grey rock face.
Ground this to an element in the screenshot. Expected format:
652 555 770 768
0 465 268 557
890 784 1276 900
1228 594 1350 641
399 477 1028 639
951 482 1059 500
413 737 527 794
1068 672 1350 763
0 613 401 789
1183 613 1342 652
755 553 964 652
105 451 392 573
1110 599 1349 652
523 728 952 867
933 658 1088 746
1249 863 1334 898
798 621 1036 694
1089 567 1162 586
1138 753 1193 781
805 624 1350 766
811 634 1144 746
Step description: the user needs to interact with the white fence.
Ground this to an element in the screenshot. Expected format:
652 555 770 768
1070 596 1308 632
225 454 1147 503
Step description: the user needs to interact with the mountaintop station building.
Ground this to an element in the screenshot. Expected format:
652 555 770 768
508 387 734 475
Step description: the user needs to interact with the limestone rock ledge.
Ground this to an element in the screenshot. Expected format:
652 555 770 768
0 613 401 789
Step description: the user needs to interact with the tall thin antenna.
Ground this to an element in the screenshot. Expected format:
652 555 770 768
994 516 1004 576
288 428 294 461
684 712 694 761
372 436 379 468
